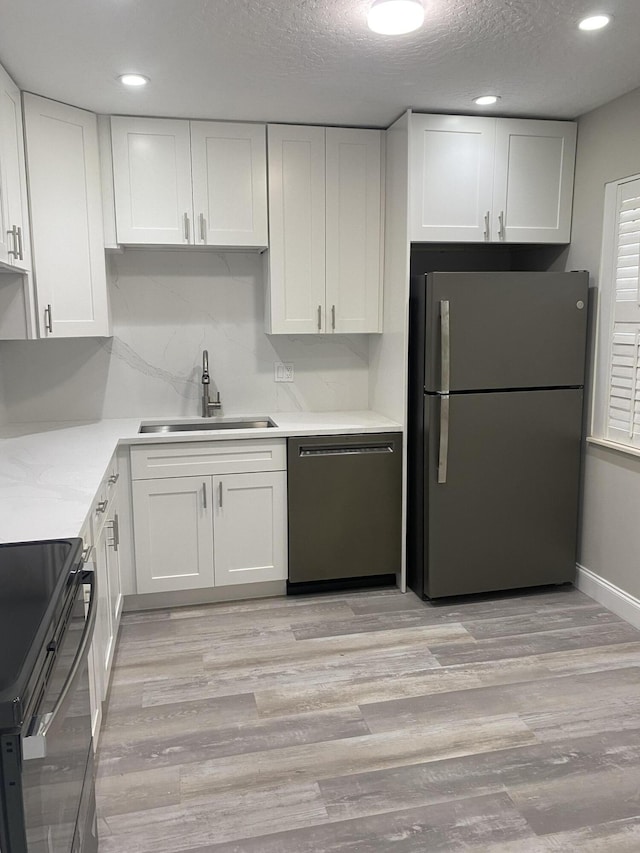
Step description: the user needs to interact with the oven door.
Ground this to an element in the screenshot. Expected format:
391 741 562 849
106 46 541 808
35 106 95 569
20 565 97 853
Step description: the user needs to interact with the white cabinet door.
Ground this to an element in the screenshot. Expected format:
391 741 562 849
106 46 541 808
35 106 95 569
0 65 29 271
133 476 215 593
326 127 382 333
111 116 193 245
80 523 103 746
191 121 268 248
213 471 287 586
23 94 110 337
410 114 496 243
493 118 577 243
106 496 123 634
267 124 326 334
94 517 114 702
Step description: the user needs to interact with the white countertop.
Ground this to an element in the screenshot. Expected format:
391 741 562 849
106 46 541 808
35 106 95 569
0 411 401 543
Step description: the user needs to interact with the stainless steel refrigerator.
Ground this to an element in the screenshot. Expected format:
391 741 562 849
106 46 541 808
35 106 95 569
407 271 589 599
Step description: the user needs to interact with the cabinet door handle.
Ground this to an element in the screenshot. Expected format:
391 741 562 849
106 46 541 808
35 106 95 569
7 226 19 258
184 212 191 243
16 226 23 260
96 499 108 515
218 481 223 508
199 213 206 243
498 210 506 241
108 473 119 485
317 305 322 331
202 482 207 509
44 304 53 334
108 514 120 551
483 211 490 241
331 304 336 331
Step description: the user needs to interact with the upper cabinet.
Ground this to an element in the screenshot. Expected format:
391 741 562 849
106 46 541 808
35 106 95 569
191 121 268 247
111 117 268 248
266 124 383 335
111 117 192 245
0 64 30 272
492 119 577 243
410 114 577 244
23 94 111 337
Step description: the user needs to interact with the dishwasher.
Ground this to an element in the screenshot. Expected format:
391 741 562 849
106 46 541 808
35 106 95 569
287 432 402 590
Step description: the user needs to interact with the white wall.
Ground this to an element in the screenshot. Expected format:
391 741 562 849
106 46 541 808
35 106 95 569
566 86 640 599
0 250 370 422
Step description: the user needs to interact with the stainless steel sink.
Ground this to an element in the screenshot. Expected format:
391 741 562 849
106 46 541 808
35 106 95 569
139 418 276 434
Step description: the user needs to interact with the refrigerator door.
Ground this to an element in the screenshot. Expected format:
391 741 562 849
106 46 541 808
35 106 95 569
424 388 583 598
424 271 588 392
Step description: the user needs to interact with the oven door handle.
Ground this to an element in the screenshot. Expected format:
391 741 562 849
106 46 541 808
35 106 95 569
22 561 98 761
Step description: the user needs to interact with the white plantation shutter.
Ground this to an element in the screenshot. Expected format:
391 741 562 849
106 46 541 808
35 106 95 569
607 178 640 446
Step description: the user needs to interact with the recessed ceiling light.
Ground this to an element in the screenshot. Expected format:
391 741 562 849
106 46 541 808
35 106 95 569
118 73 150 88
367 0 425 35
474 95 500 106
578 14 612 31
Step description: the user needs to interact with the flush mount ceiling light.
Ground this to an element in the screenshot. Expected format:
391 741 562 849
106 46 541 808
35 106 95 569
474 95 500 106
118 73 150 87
578 13 612 30
367 0 425 35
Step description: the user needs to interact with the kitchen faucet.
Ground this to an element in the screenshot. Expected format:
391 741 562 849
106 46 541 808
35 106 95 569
201 349 222 417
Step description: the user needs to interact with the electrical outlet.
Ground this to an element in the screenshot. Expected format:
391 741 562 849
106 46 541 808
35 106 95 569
274 362 294 382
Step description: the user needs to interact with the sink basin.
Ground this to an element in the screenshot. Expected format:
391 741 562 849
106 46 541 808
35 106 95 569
139 418 277 434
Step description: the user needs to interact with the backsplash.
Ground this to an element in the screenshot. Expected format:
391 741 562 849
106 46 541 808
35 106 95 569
0 251 370 423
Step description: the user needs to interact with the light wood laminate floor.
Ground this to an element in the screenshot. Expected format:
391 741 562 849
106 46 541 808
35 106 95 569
96 586 640 852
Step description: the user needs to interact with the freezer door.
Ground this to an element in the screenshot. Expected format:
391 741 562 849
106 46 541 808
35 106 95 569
424 271 588 392
424 389 583 598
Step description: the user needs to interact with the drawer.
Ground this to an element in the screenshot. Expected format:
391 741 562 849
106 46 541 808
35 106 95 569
131 439 287 480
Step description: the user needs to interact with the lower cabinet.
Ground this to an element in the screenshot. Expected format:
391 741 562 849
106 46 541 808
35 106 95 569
81 457 122 749
132 476 215 593
133 470 287 594
94 492 121 700
213 472 286 587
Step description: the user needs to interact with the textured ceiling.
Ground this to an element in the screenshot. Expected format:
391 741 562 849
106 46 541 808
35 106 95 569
0 0 639 127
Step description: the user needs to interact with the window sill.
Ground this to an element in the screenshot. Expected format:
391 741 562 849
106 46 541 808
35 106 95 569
586 436 640 460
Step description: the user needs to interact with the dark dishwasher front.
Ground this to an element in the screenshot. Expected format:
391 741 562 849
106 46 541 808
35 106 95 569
287 433 402 586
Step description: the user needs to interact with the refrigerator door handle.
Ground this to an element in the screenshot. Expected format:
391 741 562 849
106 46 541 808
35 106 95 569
437 394 450 484
440 299 450 394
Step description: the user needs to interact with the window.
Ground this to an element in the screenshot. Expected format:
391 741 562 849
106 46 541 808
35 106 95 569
595 175 640 450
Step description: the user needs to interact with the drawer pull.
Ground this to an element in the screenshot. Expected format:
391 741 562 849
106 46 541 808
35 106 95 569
299 445 394 457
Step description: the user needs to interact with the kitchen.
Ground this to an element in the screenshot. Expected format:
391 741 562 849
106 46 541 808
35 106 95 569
1 0 640 850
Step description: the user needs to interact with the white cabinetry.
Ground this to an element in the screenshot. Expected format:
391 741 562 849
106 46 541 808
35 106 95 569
111 117 268 248
23 94 110 337
0 64 30 271
191 121 268 247
410 114 576 244
92 455 122 703
492 118 577 243
131 440 287 595
213 472 286 587
81 452 121 748
132 476 215 593
80 521 102 746
266 124 383 334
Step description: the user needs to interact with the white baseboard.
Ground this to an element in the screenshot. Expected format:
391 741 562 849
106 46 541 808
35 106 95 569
576 564 640 630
